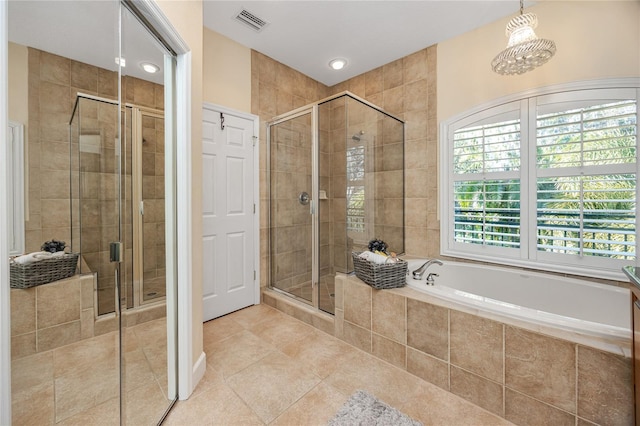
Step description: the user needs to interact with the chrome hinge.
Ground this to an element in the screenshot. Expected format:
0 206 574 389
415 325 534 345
252 136 257 147
254 270 256 281
253 203 256 214
109 241 123 263
220 112 225 130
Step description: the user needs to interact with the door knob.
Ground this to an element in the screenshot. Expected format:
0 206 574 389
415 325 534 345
298 192 310 205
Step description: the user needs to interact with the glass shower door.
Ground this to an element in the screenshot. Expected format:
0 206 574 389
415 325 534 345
269 111 315 304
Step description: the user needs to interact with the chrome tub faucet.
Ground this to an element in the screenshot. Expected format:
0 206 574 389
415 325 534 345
412 259 443 280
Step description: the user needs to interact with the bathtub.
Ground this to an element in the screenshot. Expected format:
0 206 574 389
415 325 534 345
403 259 631 356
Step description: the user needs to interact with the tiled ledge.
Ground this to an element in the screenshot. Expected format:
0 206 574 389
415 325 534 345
334 273 633 426
11 273 167 359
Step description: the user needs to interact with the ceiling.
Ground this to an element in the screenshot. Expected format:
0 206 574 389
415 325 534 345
203 1 523 86
8 1 526 88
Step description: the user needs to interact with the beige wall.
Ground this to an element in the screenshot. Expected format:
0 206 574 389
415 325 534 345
155 0 204 368
203 29 251 113
8 42 27 126
438 1 640 122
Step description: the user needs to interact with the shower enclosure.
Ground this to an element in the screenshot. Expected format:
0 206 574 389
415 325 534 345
70 94 166 316
267 92 405 314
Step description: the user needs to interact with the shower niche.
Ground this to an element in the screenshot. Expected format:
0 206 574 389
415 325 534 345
267 92 405 315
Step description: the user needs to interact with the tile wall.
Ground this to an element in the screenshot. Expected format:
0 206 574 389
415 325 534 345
328 47 438 258
26 47 164 316
331 275 633 426
252 47 427 293
251 50 330 290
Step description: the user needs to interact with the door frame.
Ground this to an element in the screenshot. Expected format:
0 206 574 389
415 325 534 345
1 1 12 422
202 102 261 309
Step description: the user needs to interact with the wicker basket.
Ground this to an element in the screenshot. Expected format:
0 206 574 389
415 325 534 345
351 252 408 289
10 253 79 289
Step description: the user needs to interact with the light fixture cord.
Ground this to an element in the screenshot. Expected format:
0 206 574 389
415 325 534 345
520 0 524 16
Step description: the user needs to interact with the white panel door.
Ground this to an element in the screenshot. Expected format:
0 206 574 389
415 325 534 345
202 106 256 321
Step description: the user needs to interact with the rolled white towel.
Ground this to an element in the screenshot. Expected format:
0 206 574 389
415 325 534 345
13 251 51 264
359 251 390 264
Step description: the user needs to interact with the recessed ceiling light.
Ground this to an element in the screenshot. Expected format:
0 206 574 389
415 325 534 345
115 57 126 67
329 58 347 70
141 62 160 74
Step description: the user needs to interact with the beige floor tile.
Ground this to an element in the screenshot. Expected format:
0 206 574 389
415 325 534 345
205 330 276 377
400 380 514 426
164 374 263 426
53 331 117 378
280 329 359 378
125 381 172 425
11 382 55 426
226 351 322 423
123 347 158 392
54 357 119 422
225 304 284 329
203 314 245 344
11 350 54 394
323 350 425 409
271 382 348 426
249 312 316 349
57 397 120 426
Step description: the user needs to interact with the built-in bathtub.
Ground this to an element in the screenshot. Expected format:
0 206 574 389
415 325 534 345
404 259 631 356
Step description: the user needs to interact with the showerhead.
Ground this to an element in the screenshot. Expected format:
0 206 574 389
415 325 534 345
352 131 365 141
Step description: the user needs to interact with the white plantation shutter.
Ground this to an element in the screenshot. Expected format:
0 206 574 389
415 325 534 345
442 84 639 278
451 103 522 251
535 99 637 261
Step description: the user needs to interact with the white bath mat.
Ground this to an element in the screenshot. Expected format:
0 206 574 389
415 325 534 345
328 390 423 426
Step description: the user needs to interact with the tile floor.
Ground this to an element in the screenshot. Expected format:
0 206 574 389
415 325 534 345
11 316 170 425
165 304 514 425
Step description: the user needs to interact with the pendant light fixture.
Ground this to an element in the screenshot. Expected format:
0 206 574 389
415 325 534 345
491 0 556 75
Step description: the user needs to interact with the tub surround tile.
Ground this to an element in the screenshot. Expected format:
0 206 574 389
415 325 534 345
505 326 576 413
343 279 372 329
372 333 406 369
37 320 82 352
36 279 81 329
11 332 36 359
505 388 575 426
450 310 504 383
450 366 504 417
577 345 633 425
342 320 372 353
372 287 406 344
10 289 36 336
406 347 450 391
407 298 449 361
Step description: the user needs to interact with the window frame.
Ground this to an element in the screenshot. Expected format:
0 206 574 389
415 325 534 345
440 79 640 281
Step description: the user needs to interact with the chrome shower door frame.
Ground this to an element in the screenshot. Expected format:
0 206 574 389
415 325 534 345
267 105 320 308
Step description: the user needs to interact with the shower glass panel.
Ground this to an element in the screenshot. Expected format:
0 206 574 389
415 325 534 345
128 106 166 305
70 95 122 317
269 92 404 316
269 111 314 304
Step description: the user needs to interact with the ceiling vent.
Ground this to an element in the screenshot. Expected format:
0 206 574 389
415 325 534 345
234 9 269 32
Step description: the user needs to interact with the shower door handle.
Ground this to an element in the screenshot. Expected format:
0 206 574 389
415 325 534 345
298 191 310 205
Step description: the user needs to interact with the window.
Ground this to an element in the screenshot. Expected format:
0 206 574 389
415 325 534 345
442 83 639 279
346 145 365 232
